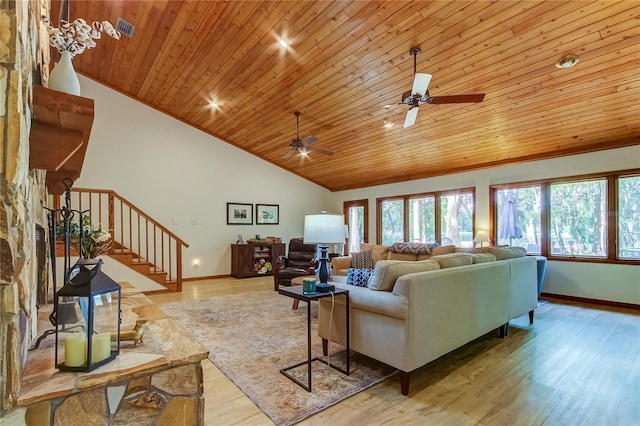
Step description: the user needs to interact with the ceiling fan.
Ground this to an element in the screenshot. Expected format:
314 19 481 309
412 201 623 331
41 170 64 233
282 112 334 159
400 47 486 128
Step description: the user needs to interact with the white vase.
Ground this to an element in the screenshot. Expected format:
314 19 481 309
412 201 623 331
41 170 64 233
48 51 81 96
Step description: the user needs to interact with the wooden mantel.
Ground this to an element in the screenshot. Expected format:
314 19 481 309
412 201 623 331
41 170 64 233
29 85 94 195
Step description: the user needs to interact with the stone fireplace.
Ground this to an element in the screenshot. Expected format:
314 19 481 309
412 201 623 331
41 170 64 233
1 4 207 424
1 0 52 413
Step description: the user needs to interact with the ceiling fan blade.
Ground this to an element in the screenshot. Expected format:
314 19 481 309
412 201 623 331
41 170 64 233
404 106 419 128
427 94 485 104
282 149 294 159
299 135 318 147
307 146 335 156
411 73 432 97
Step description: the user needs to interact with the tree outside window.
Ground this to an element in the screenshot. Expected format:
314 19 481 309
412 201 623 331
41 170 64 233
618 175 640 259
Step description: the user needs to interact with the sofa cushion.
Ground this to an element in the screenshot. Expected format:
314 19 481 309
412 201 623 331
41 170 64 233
360 244 390 264
388 252 417 261
469 253 497 263
454 247 491 253
368 259 440 291
488 246 527 260
430 253 474 268
346 268 373 287
351 250 374 269
433 245 456 255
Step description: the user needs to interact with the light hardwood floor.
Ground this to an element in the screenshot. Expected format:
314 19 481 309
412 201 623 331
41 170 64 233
148 277 640 426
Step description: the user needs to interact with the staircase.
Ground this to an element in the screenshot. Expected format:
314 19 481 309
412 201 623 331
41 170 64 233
54 188 189 292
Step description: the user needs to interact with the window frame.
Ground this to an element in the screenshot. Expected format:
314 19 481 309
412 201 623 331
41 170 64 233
490 168 640 265
376 187 476 245
343 199 368 255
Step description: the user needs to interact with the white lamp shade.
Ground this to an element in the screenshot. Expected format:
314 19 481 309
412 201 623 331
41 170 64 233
473 230 490 244
303 213 345 244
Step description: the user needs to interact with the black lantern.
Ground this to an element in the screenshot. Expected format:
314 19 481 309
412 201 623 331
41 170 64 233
55 259 121 372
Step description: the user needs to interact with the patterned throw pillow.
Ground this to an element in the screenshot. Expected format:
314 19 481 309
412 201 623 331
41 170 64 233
346 268 373 287
351 250 374 269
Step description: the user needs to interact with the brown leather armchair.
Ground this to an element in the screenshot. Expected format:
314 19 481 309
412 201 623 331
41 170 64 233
273 238 316 291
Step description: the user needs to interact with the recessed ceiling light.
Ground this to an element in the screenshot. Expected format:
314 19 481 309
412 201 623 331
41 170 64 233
384 119 394 128
555 53 580 69
210 102 219 108
279 39 288 48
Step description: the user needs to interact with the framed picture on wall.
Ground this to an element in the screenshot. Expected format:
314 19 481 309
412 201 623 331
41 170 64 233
227 202 253 225
256 204 279 225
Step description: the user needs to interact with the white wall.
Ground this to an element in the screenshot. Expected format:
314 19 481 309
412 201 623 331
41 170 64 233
331 147 640 304
75 76 331 279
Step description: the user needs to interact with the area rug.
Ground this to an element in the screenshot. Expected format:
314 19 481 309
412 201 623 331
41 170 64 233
160 290 397 426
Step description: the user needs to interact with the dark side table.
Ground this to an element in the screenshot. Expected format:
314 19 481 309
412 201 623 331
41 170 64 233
278 286 350 392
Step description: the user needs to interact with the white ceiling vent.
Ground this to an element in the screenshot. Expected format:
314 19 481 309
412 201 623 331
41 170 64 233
116 17 135 38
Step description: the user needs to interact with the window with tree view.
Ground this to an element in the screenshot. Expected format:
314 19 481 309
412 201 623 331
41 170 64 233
380 198 404 246
495 187 541 253
618 175 640 260
378 189 475 246
440 193 474 247
491 170 639 263
408 196 435 243
550 179 607 257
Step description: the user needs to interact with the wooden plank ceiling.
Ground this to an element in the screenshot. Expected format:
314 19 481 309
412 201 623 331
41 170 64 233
50 1 640 191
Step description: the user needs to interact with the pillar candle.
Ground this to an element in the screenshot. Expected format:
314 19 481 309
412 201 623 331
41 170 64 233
91 333 112 363
64 333 87 367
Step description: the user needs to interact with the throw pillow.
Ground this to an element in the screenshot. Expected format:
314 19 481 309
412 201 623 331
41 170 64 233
346 268 373 287
488 246 527 260
351 250 374 269
470 253 497 263
430 253 473 268
368 259 440 291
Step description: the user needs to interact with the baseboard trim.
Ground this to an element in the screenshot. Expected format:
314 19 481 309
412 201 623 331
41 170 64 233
142 288 172 296
541 292 640 311
183 274 231 282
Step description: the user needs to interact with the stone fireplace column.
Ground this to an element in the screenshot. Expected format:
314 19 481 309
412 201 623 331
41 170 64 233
0 0 51 412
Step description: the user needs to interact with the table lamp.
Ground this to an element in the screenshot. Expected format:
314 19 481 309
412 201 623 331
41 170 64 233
303 212 345 292
473 230 491 248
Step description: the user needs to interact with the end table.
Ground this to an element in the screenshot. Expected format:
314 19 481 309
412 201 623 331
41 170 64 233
278 286 350 392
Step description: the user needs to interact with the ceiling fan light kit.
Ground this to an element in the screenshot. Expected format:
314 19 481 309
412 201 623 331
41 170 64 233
400 46 486 128
282 112 334 159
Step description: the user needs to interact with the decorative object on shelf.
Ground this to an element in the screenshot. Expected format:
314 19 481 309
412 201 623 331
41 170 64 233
256 204 279 224
114 318 147 346
43 17 121 95
236 234 244 244
57 214 112 258
55 258 122 372
227 202 253 225
40 178 121 372
303 212 345 289
48 50 81 95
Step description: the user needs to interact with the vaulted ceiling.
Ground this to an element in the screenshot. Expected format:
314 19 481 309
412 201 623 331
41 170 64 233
49 1 640 191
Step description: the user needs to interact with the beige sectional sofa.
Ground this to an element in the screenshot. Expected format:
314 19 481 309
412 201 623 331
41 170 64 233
319 248 538 395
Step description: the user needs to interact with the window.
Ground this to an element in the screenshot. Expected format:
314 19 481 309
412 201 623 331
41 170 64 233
408 196 435 243
343 199 368 255
618 175 640 260
550 179 607 257
377 188 475 245
491 169 639 263
441 193 474 247
495 187 541 253
380 198 404 246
